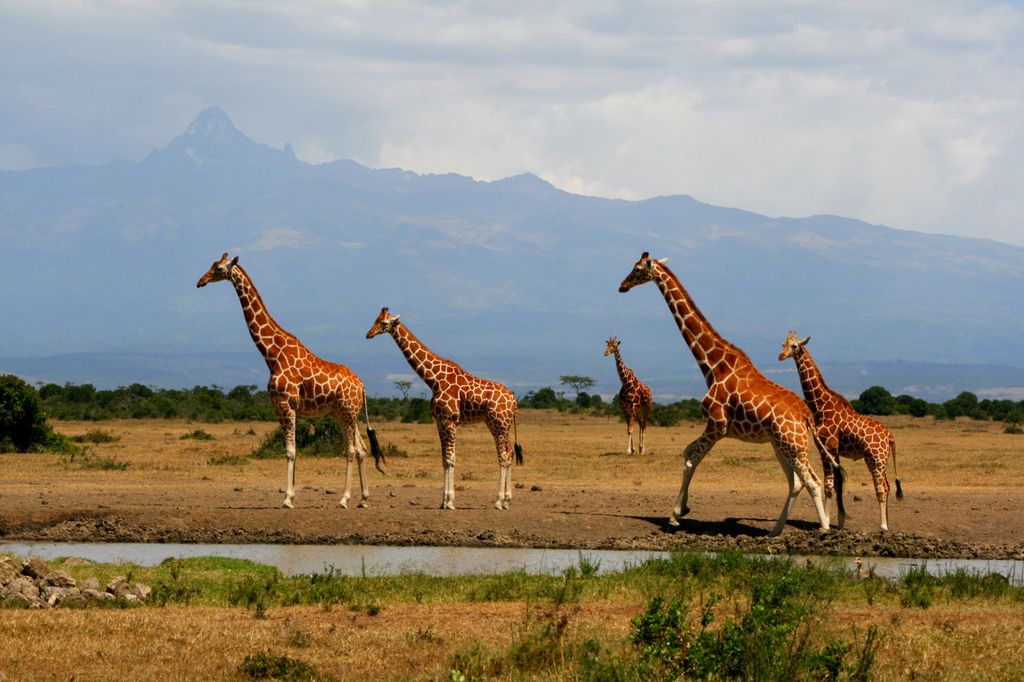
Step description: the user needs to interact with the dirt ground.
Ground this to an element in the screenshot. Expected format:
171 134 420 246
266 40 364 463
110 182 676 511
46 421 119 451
2 413 1023 559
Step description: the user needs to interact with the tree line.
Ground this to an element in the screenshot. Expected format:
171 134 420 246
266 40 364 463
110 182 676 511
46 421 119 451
2 374 1022 452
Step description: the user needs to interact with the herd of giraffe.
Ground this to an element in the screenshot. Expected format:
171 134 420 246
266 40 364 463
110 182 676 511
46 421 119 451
198 250 903 535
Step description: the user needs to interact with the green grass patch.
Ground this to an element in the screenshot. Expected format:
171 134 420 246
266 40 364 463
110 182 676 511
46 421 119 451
238 651 320 681
249 416 348 459
207 453 249 466
57 446 130 471
181 429 216 441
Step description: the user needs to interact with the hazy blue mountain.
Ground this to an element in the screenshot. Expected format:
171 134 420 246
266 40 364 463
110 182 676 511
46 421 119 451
2 108 1022 401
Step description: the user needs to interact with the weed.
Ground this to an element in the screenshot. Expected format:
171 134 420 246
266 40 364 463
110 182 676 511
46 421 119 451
207 453 249 466
238 651 319 681
382 442 408 458
70 429 120 444
181 429 215 441
58 446 130 471
899 564 935 608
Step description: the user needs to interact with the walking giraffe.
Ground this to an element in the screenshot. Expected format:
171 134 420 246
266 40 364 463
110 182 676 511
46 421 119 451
618 252 838 535
604 337 653 454
366 307 522 510
779 331 902 531
197 253 383 509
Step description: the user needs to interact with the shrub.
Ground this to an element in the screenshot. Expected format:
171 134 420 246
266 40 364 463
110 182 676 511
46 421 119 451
238 651 318 681
0 375 51 452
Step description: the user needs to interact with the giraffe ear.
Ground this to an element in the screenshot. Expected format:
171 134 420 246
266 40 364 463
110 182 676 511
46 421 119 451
220 252 228 260
230 256 239 267
640 251 649 259
656 257 668 266
799 336 811 346
391 314 401 324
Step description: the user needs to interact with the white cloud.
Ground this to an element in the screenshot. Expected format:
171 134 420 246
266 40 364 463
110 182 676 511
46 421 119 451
2 1 1024 244
238 228 318 252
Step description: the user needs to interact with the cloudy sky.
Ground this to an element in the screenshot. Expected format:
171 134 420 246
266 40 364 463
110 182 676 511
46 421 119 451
3 1 1023 245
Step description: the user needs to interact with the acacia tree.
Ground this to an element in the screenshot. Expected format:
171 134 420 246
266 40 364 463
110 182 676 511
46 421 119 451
559 375 596 400
0 375 50 452
393 380 413 400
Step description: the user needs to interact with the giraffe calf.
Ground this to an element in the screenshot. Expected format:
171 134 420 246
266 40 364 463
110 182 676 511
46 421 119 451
780 332 903 531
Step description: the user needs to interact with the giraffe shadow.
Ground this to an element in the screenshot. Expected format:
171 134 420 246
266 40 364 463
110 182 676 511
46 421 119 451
629 514 820 537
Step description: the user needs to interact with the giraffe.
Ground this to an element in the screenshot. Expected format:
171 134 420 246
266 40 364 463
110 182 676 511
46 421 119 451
197 253 383 509
779 331 903 531
618 252 837 535
366 307 523 510
604 337 653 454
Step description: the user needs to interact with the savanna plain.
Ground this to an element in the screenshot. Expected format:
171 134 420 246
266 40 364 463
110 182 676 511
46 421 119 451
2 412 1024 680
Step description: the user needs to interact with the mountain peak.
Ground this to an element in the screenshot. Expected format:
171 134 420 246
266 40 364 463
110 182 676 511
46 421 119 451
143 107 301 169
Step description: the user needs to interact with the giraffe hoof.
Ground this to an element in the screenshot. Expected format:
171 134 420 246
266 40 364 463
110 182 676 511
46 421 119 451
668 516 680 527
282 499 294 509
357 500 368 509
338 498 349 509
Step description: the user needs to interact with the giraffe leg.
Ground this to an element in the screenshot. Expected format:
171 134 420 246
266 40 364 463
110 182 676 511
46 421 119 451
784 444 829 533
867 450 890 531
338 411 369 509
489 419 514 510
437 419 458 510
770 456 805 537
626 414 635 454
279 408 297 509
670 422 724 526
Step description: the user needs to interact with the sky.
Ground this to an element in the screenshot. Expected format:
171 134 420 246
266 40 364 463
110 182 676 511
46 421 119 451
2 1 1023 246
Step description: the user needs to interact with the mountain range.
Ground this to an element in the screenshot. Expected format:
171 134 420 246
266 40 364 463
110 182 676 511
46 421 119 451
2 107 1022 401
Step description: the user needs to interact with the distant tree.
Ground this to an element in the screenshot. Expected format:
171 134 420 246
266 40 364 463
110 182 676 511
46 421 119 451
853 385 896 416
559 375 596 400
0 375 50 452
896 394 930 418
393 380 413 400
943 391 982 420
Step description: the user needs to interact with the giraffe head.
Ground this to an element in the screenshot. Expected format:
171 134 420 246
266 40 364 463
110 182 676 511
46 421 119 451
618 252 668 292
366 307 401 339
603 336 620 357
778 331 811 361
196 252 239 288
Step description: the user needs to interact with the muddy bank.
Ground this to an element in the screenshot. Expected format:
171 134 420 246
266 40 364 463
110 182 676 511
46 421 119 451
5 511 1023 561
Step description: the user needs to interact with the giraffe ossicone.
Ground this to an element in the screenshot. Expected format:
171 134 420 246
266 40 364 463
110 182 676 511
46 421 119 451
366 307 522 511
619 252 832 536
779 331 903 531
604 336 653 454
197 252 383 510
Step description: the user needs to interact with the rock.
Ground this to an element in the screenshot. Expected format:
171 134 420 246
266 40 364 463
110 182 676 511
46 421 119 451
43 570 77 588
1 592 35 608
3 576 41 602
42 585 81 606
0 556 20 587
389 490 397 497
130 583 152 601
515 482 525 489
82 588 115 602
233 486 243 492
106 576 131 598
21 557 52 580
81 577 101 591
530 484 543 492
325 488 337 495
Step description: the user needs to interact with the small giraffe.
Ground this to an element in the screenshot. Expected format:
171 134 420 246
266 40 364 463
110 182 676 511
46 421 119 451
619 252 835 535
779 332 903 531
366 308 522 510
604 337 653 454
197 253 383 509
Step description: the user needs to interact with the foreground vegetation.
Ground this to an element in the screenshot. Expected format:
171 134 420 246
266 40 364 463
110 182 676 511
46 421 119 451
2 549 1022 680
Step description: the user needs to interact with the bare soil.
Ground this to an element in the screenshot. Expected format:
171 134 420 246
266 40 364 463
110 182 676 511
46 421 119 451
2 413 1023 559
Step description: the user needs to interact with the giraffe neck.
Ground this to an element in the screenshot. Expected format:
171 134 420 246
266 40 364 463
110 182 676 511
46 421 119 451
389 322 447 390
613 349 636 386
652 262 730 387
793 347 832 410
229 265 295 368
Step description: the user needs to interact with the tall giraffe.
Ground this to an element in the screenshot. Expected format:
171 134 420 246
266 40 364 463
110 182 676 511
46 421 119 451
604 337 653 454
366 307 522 510
197 253 383 509
779 331 902 531
618 252 836 535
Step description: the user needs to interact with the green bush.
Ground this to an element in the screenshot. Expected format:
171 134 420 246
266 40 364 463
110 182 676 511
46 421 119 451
0 374 51 452
238 651 318 681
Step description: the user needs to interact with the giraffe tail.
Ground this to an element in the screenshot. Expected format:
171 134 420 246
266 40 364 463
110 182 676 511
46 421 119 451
363 394 386 475
891 435 903 500
809 416 847 521
513 410 524 466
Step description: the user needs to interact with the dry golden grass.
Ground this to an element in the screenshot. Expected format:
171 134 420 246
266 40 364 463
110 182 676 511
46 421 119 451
1 600 1022 680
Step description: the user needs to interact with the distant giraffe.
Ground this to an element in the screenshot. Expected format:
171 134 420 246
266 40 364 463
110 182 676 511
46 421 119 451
366 308 523 510
619 252 838 535
604 337 653 454
197 253 383 509
779 332 902 531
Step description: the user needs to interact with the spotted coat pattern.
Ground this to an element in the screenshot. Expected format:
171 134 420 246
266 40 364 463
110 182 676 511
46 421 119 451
197 253 375 509
604 337 653 454
366 308 521 510
618 252 831 535
779 332 902 531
